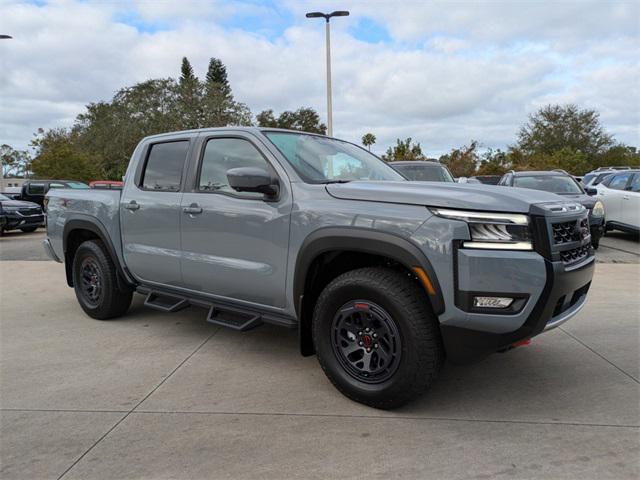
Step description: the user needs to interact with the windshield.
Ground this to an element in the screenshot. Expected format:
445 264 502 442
514 175 583 194
391 163 454 182
264 132 405 183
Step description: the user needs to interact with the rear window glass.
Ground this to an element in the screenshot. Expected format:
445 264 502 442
27 183 46 194
67 182 89 189
608 173 633 191
141 141 189 191
392 164 454 182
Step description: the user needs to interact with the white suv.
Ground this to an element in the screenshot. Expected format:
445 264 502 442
594 170 640 234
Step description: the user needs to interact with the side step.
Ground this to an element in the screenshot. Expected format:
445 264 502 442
144 292 189 313
206 305 263 331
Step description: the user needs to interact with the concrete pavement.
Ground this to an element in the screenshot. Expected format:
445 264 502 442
1 259 638 480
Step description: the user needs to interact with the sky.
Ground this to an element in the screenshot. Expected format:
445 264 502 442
1 0 639 157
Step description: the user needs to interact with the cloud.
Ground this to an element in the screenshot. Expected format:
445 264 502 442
1 0 638 157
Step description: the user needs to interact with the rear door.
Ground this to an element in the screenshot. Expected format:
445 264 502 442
622 174 640 228
120 137 192 285
601 172 633 223
179 132 292 308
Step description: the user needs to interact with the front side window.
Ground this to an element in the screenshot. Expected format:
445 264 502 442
27 183 45 194
49 183 65 189
199 138 272 198
141 141 189 191
608 173 633 191
513 175 583 194
265 132 404 183
392 164 454 182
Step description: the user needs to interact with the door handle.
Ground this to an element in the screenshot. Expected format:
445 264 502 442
623 195 630 200
183 203 203 215
124 201 140 211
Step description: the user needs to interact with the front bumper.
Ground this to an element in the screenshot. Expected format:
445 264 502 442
2 212 44 230
441 255 593 363
439 206 595 364
43 237 63 263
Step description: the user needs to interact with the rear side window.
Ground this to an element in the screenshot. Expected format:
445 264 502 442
198 138 272 198
27 183 45 194
629 174 640 193
141 141 189 191
608 173 633 191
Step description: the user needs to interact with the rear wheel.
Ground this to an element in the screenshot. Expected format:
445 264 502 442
313 267 443 409
72 239 132 320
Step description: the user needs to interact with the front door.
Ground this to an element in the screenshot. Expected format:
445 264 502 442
180 134 291 309
120 139 190 286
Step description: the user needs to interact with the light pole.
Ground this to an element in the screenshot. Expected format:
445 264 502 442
305 10 349 137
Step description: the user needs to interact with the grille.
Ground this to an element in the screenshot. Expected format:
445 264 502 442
560 245 590 264
552 219 588 244
18 207 41 216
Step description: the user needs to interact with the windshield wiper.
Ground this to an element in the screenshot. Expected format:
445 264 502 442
322 180 352 184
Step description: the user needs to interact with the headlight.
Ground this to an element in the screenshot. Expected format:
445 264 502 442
431 208 532 250
591 200 605 217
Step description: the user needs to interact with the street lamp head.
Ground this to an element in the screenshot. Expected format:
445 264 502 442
306 11 349 22
0 35 13 39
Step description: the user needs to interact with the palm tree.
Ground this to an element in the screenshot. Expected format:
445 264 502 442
362 132 376 151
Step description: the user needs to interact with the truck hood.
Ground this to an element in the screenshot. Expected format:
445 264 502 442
325 181 565 213
554 193 596 209
0 199 41 209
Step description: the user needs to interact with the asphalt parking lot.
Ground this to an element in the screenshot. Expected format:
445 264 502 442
1 229 639 479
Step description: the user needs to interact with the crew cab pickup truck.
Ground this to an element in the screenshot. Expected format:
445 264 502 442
44 128 595 409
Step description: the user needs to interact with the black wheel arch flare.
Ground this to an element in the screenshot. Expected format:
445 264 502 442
294 227 445 356
62 218 136 290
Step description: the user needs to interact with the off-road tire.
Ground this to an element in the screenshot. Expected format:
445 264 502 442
72 239 132 320
313 267 444 409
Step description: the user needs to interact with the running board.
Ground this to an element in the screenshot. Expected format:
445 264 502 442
206 305 263 331
136 287 295 330
144 292 189 312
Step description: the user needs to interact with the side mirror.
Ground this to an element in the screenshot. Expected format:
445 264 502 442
585 186 597 196
227 167 279 198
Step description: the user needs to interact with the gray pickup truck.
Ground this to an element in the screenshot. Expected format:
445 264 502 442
44 127 595 408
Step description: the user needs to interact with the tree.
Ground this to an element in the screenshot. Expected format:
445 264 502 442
178 57 202 129
205 57 231 99
516 104 614 158
180 57 196 84
1 144 31 178
439 141 479 177
381 138 425 162
361 133 376 151
201 57 251 127
30 128 101 181
476 148 511 176
256 107 327 134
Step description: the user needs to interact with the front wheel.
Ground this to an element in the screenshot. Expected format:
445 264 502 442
313 267 444 409
72 239 132 320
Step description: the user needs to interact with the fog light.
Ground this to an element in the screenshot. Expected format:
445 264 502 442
473 296 514 309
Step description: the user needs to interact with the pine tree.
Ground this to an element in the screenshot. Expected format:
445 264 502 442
205 58 231 99
180 57 196 85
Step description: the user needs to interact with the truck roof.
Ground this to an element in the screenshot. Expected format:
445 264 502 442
140 126 331 142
